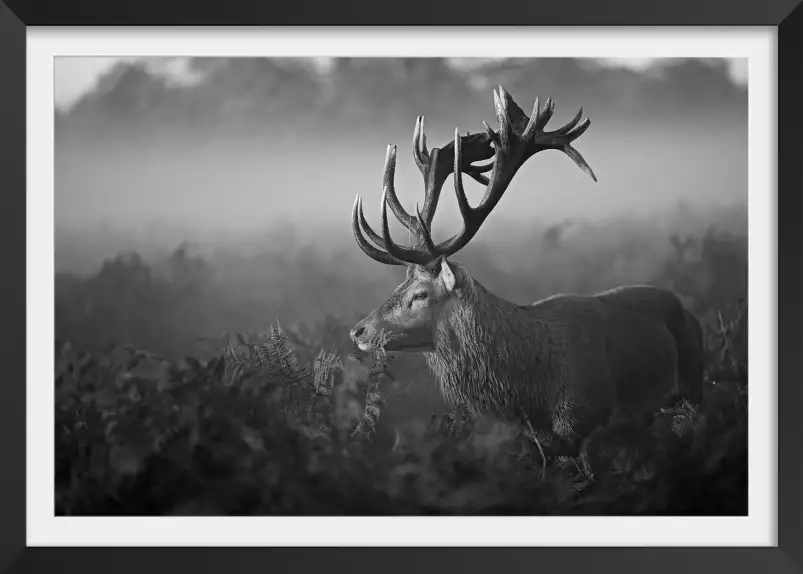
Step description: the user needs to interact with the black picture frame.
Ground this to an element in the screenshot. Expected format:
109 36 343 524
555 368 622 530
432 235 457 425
1 1 799 572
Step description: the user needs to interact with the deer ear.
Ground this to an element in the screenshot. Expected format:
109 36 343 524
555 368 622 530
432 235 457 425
440 258 458 292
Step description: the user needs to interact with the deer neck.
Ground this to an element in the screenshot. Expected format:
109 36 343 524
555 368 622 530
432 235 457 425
423 277 550 416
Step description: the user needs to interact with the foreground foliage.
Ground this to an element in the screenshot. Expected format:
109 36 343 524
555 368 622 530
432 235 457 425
55 226 748 515
56 314 747 516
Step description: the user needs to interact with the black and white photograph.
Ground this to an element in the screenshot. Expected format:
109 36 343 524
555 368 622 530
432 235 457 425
51 52 753 520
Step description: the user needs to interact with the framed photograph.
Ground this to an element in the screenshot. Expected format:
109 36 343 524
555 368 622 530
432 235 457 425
1 1 799 572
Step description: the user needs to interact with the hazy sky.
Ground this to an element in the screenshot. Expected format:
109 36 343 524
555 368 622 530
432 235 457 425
54 56 749 109
54 55 748 278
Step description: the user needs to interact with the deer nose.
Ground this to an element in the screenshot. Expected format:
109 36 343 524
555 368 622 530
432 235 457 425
351 325 366 340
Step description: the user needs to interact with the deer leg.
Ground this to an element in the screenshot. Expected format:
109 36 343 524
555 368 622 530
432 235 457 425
550 399 603 482
577 430 602 482
575 414 630 483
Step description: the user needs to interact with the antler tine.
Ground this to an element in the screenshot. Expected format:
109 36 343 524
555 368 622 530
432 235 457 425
494 88 512 152
351 195 405 266
382 145 417 230
412 116 457 230
356 195 386 249
452 127 473 224
379 186 433 266
549 107 584 136
530 104 597 182
414 201 439 255
556 135 597 182
563 116 592 141
464 162 493 187
426 127 497 258
451 128 476 252
412 116 430 173
533 97 556 133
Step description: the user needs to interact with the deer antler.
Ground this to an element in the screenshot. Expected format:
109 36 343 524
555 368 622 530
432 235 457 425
352 121 495 266
352 86 596 267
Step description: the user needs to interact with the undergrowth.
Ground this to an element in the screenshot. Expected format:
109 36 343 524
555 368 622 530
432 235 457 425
54 228 748 516
55 305 748 516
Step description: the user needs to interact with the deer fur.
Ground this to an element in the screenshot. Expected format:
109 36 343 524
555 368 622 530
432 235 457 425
355 258 704 460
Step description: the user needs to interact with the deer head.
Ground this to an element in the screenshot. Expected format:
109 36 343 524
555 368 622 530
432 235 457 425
349 86 597 353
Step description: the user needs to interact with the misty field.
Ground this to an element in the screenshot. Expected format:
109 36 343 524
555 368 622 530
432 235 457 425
54 211 748 516
52 57 750 516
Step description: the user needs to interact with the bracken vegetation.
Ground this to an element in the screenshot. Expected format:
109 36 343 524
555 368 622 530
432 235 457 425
55 220 748 516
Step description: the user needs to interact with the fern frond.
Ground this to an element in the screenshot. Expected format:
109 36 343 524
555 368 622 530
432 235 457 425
313 350 342 395
351 343 394 440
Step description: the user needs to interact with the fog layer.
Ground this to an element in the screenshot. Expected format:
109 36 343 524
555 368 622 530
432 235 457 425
55 57 748 274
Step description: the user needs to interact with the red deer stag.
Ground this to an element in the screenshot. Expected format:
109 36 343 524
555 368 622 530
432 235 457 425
349 86 704 474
